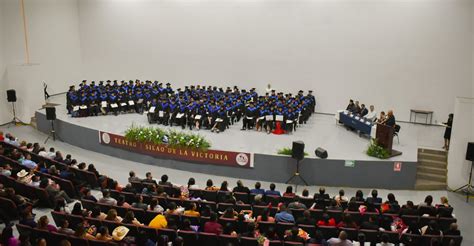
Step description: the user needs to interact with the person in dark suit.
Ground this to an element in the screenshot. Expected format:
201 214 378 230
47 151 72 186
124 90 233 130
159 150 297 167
359 104 368 117
443 113 453 150
346 99 356 113
384 110 396 127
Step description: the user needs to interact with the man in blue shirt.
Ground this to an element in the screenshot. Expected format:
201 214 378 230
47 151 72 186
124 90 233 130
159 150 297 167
250 182 265 195
265 183 281 196
275 205 295 223
21 154 37 169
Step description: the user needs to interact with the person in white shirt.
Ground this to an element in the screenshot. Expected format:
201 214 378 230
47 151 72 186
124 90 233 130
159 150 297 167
327 231 353 246
47 147 56 159
38 147 49 158
265 83 273 94
364 105 377 122
375 234 394 246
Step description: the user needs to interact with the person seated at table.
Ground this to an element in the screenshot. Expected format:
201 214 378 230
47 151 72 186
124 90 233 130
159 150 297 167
364 105 377 122
359 104 368 117
376 111 386 124
384 110 396 127
346 99 356 113
354 101 362 114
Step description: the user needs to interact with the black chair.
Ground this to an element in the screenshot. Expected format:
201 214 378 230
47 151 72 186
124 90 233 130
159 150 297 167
394 124 401 143
198 232 219 246
400 233 421 246
265 195 281 206
219 234 239 245
438 217 457 231
217 191 232 203
383 230 400 244
318 226 338 240
178 230 198 245
359 229 379 244
241 236 259 246
276 222 295 238
420 235 442 246
158 228 178 242
442 235 463 246
437 206 453 218
202 190 218 202
418 205 436 216
233 192 250 204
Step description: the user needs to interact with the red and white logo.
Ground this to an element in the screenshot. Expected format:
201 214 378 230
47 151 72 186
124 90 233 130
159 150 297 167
236 153 249 166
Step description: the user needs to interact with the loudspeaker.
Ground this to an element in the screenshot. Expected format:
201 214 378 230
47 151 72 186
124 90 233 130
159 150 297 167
6 90 16 102
315 147 328 159
292 141 305 160
45 107 56 121
467 142 474 161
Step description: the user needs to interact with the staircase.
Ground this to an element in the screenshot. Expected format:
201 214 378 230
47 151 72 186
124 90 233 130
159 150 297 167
415 148 448 190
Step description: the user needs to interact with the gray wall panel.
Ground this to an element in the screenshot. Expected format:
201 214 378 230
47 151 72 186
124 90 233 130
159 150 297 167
36 111 417 189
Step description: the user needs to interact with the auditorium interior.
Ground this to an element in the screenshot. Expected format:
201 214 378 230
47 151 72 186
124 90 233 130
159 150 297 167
0 0 473 245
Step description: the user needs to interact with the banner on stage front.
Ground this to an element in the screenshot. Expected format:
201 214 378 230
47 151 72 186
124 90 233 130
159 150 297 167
98 131 254 168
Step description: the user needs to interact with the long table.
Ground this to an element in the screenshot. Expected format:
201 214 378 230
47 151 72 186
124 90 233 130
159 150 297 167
339 111 373 136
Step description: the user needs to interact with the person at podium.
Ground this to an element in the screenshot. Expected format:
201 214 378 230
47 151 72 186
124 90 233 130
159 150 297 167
383 110 396 127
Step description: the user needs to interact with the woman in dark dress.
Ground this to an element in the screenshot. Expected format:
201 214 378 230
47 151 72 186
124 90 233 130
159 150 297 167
443 113 453 150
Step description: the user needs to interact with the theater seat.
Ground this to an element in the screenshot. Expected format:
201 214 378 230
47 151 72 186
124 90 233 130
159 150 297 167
443 235 463 246
198 232 219 246
241 236 259 246
178 230 198 245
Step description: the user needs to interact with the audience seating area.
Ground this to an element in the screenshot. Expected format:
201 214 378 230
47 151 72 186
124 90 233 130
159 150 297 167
0 132 464 246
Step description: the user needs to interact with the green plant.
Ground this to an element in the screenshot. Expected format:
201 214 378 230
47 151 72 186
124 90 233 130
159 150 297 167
277 147 308 156
124 124 211 150
366 139 390 159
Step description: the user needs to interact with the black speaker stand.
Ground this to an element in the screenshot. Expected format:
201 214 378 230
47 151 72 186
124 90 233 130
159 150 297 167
453 161 473 203
44 120 59 144
286 159 308 192
1 102 23 127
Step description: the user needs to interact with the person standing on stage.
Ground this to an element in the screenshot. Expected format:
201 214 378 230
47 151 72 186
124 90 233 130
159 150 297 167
442 113 453 151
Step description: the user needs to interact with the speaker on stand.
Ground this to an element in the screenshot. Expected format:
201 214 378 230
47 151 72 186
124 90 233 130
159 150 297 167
44 106 59 144
1 89 23 127
453 142 474 202
286 141 308 190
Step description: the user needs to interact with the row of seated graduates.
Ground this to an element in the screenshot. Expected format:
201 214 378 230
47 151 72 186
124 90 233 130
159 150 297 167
145 86 315 134
66 80 316 133
0 140 119 209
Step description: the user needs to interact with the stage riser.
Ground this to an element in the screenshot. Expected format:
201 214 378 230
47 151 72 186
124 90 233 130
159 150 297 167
36 111 418 189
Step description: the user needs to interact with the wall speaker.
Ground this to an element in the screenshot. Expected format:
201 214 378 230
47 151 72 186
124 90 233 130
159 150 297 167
45 107 56 121
467 142 474 161
315 147 328 159
292 141 305 160
6 90 16 102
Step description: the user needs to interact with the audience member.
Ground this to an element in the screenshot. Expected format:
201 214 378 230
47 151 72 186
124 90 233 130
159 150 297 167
37 215 58 232
265 183 281 196
98 189 117 205
283 186 295 197
250 182 265 195
327 231 353 246
232 180 250 193
204 212 223 235
275 205 295 223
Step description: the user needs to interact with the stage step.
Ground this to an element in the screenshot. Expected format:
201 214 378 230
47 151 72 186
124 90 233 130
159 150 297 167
418 148 447 156
415 148 448 190
415 178 447 190
30 116 37 129
417 166 447 176
417 151 447 162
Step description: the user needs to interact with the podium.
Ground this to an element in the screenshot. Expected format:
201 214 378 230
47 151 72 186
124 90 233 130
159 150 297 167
376 123 402 157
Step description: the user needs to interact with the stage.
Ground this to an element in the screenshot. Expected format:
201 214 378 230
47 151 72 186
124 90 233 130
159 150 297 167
35 98 445 189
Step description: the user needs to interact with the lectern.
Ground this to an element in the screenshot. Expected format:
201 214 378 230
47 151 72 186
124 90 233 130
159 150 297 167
376 123 402 157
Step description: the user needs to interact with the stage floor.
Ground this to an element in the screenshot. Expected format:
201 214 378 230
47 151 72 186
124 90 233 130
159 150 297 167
42 97 444 162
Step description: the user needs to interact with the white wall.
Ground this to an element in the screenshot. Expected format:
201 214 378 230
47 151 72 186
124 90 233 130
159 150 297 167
0 0 9 123
1 0 82 122
78 0 473 122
